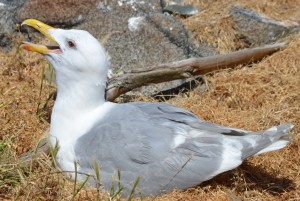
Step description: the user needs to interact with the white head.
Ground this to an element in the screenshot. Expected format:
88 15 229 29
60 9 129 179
21 19 109 104
46 29 108 78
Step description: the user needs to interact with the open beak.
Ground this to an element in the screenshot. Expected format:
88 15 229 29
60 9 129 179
20 19 61 54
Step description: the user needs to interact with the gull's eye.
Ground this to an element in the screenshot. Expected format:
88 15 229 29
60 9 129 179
67 40 76 49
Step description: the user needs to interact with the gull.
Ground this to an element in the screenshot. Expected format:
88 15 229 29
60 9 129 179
20 19 293 197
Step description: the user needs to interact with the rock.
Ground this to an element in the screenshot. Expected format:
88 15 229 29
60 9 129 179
231 7 300 45
1 0 216 96
0 0 98 49
17 0 98 27
160 0 198 16
76 0 214 95
163 4 198 16
96 1 113 12
162 0 185 6
128 16 146 32
0 0 25 50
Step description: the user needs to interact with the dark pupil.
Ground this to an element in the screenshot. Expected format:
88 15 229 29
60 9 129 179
68 41 75 47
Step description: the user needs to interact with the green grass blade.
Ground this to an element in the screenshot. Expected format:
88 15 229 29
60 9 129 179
73 161 78 196
93 160 101 200
71 174 90 201
110 186 125 200
118 169 121 191
127 176 140 201
49 139 60 168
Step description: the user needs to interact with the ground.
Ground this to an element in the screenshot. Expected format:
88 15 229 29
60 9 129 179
0 0 299 200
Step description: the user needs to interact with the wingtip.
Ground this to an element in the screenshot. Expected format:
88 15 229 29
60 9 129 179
278 123 294 133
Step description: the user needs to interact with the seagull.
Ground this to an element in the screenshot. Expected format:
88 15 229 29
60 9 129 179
20 19 293 197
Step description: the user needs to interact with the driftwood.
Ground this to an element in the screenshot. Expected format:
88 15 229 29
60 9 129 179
20 42 287 163
106 42 287 101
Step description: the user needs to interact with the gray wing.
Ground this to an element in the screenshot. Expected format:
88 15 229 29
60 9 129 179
132 102 249 135
74 102 293 196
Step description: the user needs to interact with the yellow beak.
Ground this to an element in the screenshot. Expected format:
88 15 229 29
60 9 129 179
20 19 61 54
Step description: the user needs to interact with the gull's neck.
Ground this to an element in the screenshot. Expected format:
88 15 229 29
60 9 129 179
50 70 108 146
55 72 107 110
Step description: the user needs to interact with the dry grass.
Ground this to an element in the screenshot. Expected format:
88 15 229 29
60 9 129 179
183 0 300 53
236 0 300 23
1 0 300 200
183 0 248 53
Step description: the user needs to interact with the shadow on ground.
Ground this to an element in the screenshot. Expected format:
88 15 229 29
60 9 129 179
200 161 295 196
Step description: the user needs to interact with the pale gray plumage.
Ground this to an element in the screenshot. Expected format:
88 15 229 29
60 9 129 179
20 20 294 197
74 102 293 196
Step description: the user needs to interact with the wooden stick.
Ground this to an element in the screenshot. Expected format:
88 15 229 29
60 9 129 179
106 42 287 101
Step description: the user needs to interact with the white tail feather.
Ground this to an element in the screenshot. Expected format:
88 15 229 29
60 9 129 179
255 140 290 155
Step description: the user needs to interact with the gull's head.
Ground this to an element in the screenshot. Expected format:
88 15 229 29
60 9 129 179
20 19 109 83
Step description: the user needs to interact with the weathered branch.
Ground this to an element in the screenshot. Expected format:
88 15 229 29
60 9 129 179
20 42 287 163
106 42 287 101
